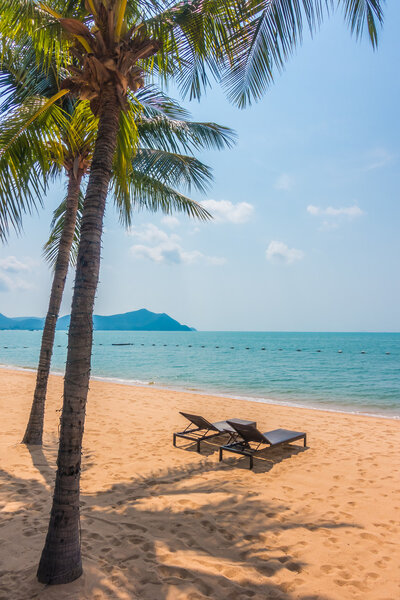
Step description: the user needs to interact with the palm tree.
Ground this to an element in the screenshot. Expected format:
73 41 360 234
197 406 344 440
0 0 384 586
1 47 235 446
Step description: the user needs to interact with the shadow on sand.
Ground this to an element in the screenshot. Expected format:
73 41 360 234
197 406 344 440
175 434 308 473
0 441 361 600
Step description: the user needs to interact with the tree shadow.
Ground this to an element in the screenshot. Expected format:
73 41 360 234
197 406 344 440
26 443 55 489
0 447 362 600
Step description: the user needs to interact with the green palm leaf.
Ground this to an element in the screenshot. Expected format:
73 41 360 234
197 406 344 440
339 0 384 47
0 1 72 72
135 86 191 120
43 189 84 267
133 148 212 193
136 114 237 154
113 167 212 228
0 96 68 239
222 0 384 107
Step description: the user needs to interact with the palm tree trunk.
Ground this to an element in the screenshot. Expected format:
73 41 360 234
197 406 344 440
22 171 82 446
37 87 121 585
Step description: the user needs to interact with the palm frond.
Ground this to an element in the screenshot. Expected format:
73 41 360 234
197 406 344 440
65 98 98 158
0 161 45 240
112 102 140 207
144 0 243 100
0 0 73 72
0 97 68 240
338 0 384 48
134 147 213 193
0 42 57 114
0 95 68 162
222 0 384 107
136 115 236 154
113 167 212 228
42 188 84 267
0 37 75 115
134 86 191 120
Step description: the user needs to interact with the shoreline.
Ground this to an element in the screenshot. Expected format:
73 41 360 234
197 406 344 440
1 362 399 421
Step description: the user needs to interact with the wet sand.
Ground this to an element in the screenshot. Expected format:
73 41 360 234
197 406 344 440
0 367 399 600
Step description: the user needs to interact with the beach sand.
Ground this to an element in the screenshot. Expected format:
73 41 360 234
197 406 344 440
0 368 399 600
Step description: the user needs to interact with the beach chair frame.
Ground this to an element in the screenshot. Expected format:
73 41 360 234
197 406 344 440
173 412 226 453
219 421 307 469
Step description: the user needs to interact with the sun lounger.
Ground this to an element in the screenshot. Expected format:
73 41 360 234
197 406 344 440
219 420 307 469
173 412 255 453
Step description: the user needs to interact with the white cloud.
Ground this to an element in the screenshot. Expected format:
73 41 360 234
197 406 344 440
161 215 180 229
0 256 34 293
129 225 226 266
266 241 304 265
307 205 364 218
129 224 174 245
274 173 294 191
200 199 254 224
0 272 32 293
306 205 321 216
0 256 30 273
320 220 339 231
364 148 393 171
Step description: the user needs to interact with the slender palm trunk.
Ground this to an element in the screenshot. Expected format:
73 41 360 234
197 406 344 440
22 171 82 446
37 87 121 585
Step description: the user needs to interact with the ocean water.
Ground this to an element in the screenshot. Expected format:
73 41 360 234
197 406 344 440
0 330 399 418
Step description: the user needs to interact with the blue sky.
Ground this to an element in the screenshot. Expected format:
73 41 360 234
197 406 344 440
1 2 399 331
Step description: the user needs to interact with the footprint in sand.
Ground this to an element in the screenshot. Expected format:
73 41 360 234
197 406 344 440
286 562 302 573
220 566 241 578
217 527 234 541
320 565 333 574
338 570 351 580
23 530 34 537
277 556 289 564
374 559 386 568
200 520 216 533
359 532 378 541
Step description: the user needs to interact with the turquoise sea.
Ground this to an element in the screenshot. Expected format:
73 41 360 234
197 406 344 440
0 331 399 418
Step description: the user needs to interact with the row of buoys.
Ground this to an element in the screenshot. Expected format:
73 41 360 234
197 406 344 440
102 345 390 354
1 345 392 355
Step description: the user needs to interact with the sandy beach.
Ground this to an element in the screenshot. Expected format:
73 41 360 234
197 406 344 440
0 367 399 600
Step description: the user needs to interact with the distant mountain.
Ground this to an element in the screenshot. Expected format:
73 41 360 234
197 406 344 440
0 309 195 331
0 313 44 330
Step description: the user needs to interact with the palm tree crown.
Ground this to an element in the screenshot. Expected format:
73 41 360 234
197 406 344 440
0 1 385 110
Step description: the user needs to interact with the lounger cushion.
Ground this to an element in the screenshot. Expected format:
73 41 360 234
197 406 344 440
263 428 305 445
213 420 235 433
